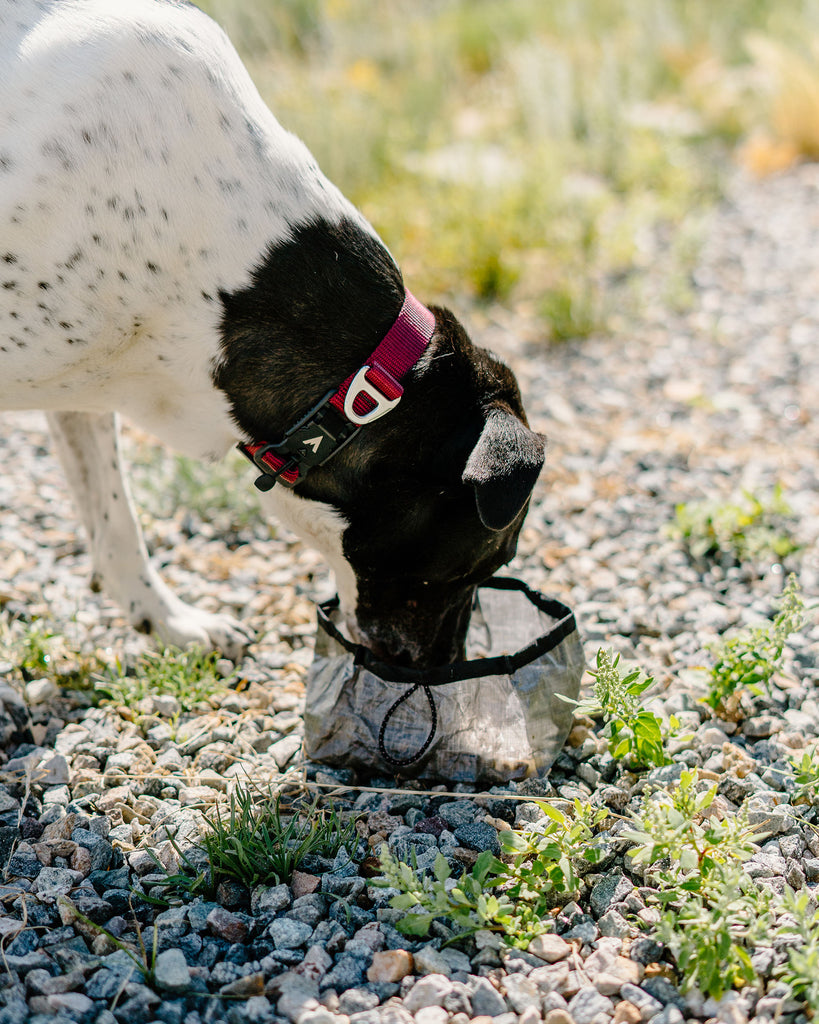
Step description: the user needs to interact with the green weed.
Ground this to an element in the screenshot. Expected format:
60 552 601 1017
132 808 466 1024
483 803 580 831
0 614 103 690
790 748 819 807
705 573 805 715
775 887 819 1012
377 799 608 948
572 648 669 768
95 646 233 713
670 486 800 566
377 847 516 944
625 770 765 998
161 788 358 899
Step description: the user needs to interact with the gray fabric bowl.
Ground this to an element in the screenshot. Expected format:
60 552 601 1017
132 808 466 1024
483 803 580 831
304 577 585 784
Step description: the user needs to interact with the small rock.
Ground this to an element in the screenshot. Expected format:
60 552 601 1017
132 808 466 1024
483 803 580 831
413 946 456 977
154 948 190 995
528 932 572 963
502 974 540 1014
25 678 60 705
612 1001 642 1024
367 950 413 984
270 734 303 769
414 1007 449 1024
620 983 663 1022
292 871 322 898
207 906 249 944
468 976 508 1017
452 822 501 856
543 1011 575 1024
590 872 634 918
269 917 313 950
568 987 615 1024
403 973 454 1012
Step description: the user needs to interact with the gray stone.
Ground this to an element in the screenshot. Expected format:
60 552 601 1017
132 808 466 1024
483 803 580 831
567 987 615 1024
70 827 112 871
269 917 313 949
319 954 367 991
598 909 631 938
252 883 292 915
437 801 480 829
501 973 540 1013
642 976 686 1012
589 871 635 917
228 995 275 1024
32 867 83 897
153 947 190 995
403 973 454 1012
649 1007 684 1024
338 988 380 1015
468 976 508 1016
452 822 501 856
274 972 321 1023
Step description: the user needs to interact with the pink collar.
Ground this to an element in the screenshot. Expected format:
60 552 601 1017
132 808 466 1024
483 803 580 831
239 291 436 489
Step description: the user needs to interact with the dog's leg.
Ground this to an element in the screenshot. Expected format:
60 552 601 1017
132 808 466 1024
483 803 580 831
46 411 253 658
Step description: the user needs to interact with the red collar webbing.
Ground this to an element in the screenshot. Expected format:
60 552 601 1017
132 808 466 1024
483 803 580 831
239 291 436 489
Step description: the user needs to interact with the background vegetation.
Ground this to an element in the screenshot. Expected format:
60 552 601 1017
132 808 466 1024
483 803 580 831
199 0 819 339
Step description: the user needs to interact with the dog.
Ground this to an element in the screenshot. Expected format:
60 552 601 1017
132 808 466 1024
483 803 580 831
0 0 545 668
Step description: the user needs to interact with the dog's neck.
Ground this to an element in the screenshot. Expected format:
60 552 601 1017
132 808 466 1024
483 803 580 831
214 216 406 444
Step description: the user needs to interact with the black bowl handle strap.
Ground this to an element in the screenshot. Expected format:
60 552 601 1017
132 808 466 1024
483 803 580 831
378 684 438 767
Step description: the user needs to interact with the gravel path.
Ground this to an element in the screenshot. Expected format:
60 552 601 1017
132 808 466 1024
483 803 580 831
1 165 819 1024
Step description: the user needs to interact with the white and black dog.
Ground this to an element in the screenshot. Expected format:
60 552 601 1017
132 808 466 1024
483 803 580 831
0 0 545 667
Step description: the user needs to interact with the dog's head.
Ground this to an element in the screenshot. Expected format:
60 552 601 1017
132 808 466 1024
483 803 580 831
216 218 545 667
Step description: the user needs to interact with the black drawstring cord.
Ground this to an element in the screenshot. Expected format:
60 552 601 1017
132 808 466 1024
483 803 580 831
377 683 438 768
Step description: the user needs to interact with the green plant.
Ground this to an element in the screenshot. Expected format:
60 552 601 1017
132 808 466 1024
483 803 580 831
377 848 517 943
95 646 233 713
625 770 758 882
789 747 819 806
377 799 608 947
0 614 103 690
573 648 669 768
704 573 805 715
161 788 358 898
653 863 770 999
624 770 767 998
775 887 819 1012
670 485 800 565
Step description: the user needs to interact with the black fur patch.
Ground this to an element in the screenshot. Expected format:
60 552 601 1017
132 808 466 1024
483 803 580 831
215 215 544 666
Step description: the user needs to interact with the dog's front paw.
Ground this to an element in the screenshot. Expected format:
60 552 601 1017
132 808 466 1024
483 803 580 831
138 602 255 660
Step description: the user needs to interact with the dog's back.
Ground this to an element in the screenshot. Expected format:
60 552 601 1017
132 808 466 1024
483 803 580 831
0 0 354 447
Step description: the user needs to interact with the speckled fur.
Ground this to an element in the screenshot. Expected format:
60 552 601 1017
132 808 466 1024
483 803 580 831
1 0 545 664
0 0 368 654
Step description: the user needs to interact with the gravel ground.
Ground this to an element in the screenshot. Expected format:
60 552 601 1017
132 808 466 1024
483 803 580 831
1 164 819 1024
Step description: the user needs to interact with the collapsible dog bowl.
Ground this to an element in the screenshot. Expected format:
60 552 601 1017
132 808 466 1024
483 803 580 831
304 577 584 784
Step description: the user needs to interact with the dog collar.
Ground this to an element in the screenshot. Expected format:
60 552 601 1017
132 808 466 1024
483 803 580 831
238 291 436 490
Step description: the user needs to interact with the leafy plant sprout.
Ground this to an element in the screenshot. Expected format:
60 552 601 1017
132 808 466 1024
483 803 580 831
572 648 669 768
705 572 805 715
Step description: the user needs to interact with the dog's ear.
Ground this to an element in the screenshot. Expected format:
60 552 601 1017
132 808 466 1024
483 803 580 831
462 407 546 531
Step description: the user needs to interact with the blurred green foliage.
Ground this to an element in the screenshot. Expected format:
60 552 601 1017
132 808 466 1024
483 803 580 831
198 0 819 337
